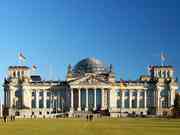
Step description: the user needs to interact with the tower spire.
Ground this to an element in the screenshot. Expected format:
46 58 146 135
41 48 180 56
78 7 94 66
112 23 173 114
67 64 73 81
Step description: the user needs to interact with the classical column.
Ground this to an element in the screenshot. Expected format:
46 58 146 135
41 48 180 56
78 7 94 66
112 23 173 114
50 91 52 109
168 92 171 108
70 89 74 111
43 91 47 109
137 90 140 108
170 89 174 106
129 90 132 108
166 71 168 78
77 89 81 111
85 89 89 111
51 90 54 109
9 90 13 108
57 92 59 110
121 90 125 108
36 91 39 109
101 89 105 109
6 91 9 107
94 89 97 110
144 90 147 108
15 71 17 78
156 90 160 110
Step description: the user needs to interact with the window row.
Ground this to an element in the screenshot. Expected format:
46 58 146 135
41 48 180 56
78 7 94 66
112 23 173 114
117 99 145 108
116 90 145 97
31 99 64 109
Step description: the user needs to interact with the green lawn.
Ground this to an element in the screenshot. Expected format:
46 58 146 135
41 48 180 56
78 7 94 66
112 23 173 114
0 118 180 135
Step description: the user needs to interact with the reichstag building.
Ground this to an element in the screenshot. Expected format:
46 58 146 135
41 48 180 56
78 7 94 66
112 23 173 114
3 58 179 118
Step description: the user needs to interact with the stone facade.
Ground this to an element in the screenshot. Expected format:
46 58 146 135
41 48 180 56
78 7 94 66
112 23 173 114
3 58 179 118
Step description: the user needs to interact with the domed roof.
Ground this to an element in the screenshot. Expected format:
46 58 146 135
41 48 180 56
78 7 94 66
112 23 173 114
73 58 109 75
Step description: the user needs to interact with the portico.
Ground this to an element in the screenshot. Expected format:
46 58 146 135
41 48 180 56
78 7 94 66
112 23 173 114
70 86 111 112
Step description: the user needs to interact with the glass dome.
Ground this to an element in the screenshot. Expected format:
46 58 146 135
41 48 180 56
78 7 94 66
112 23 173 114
73 58 109 75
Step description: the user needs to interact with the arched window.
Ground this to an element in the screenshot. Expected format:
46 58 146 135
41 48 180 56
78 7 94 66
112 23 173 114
13 72 16 78
160 89 169 97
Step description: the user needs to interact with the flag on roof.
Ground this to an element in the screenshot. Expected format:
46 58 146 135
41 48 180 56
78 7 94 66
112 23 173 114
18 52 26 61
148 65 153 72
32 64 37 71
160 52 166 66
161 52 166 62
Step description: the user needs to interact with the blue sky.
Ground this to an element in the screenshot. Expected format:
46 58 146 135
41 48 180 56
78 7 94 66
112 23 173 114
0 0 180 99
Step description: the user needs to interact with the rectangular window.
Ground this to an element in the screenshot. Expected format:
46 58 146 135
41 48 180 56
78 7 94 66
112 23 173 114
133 92 137 96
46 100 50 108
132 100 137 108
39 100 43 108
31 100 36 108
39 91 43 97
117 99 121 108
140 92 144 97
125 99 129 108
125 91 129 96
139 100 144 108
47 92 51 97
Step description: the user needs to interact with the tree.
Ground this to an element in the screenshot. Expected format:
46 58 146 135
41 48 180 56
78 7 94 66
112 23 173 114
174 93 180 117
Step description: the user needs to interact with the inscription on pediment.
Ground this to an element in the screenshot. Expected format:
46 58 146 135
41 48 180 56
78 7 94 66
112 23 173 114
81 77 99 85
70 75 109 86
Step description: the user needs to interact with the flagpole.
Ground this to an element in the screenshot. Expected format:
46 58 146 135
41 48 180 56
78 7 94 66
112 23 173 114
161 52 163 66
161 59 164 67
19 59 24 66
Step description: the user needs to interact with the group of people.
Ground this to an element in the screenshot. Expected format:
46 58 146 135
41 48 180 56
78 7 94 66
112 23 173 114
86 114 94 121
2 115 16 123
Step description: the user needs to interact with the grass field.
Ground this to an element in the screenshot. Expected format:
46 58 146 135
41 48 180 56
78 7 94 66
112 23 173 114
0 118 180 135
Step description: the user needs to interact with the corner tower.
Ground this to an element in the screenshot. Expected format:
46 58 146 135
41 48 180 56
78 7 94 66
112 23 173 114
148 65 178 115
4 66 32 115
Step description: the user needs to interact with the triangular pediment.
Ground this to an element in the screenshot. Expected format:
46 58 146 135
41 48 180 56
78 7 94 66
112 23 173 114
69 74 110 86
